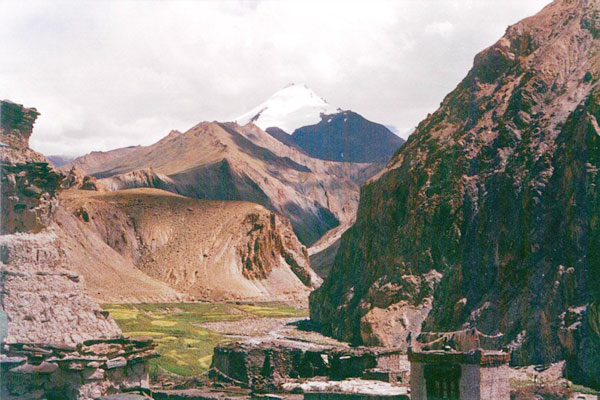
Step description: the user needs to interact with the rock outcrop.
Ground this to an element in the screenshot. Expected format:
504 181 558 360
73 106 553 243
0 100 158 399
1 100 62 234
311 0 600 389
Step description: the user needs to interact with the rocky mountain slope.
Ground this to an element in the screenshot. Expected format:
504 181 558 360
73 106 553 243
292 110 405 163
2 99 320 306
310 0 600 389
55 188 319 305
64 121 376 247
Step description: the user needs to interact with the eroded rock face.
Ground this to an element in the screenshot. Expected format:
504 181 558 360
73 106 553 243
311 0 600 388
0 100 39 152
1 100 63 234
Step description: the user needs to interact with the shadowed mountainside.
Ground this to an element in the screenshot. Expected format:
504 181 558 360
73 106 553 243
291 111 405 163
310 0 600 389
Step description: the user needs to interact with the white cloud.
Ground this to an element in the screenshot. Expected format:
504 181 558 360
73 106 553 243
0 0 552 156
425 21 455 38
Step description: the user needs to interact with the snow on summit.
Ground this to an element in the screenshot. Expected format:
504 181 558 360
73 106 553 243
235 84 340 134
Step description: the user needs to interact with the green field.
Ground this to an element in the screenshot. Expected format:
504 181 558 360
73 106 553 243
102 302 307 378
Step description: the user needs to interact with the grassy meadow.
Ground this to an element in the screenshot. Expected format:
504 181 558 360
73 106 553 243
101 302 307 378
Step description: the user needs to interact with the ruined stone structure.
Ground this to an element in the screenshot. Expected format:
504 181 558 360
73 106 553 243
408 349 510 400
211 340 331 389
304 391 409 400
0 233 158 399
211 339 410 391
0 100 157 399
364 349 409 385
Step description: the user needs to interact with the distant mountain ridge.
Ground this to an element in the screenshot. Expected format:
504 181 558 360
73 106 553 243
64 121 378 246
46 154 75 167
236 84 405 163
291 111 405 163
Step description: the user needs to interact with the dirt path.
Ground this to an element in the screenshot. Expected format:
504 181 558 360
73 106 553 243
199 317 348 347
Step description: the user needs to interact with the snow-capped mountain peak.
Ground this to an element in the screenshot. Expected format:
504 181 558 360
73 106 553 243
235 83 340 133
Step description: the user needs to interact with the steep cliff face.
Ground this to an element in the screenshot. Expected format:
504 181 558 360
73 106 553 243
0 100 62 234
310 0 600 388
57 188 320 305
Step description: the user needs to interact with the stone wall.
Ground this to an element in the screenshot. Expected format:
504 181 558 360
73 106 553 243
304 392 409 400
459 364 480 400
409 351 510 400
1 100 63 234
478 365 509 400
0 233 121 345
409 362 426 400
210 340 330 389
328 349 377 380
211 340 412 391
0 227 156 399
374 350 404 371
411 363 509 400
1 339 155 399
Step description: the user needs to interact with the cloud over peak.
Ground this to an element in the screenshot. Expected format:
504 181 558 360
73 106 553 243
0 0 551 156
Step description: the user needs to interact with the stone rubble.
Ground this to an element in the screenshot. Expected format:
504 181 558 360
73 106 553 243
0 232 159 399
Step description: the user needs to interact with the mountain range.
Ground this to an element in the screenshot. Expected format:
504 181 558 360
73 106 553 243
62 86 405 254
235 84 405 163
13 85 401 304
1 99 323 306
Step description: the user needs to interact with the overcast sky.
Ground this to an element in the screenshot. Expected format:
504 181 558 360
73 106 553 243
1 0 551 157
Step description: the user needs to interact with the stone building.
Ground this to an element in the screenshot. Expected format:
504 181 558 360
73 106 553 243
408 329 510 400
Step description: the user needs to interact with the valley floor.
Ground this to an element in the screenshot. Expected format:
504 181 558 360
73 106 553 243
102 302 598 399
101 302 339 381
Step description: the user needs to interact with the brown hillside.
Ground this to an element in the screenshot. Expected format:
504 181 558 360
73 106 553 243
64 122 378 246
55 188 319 305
